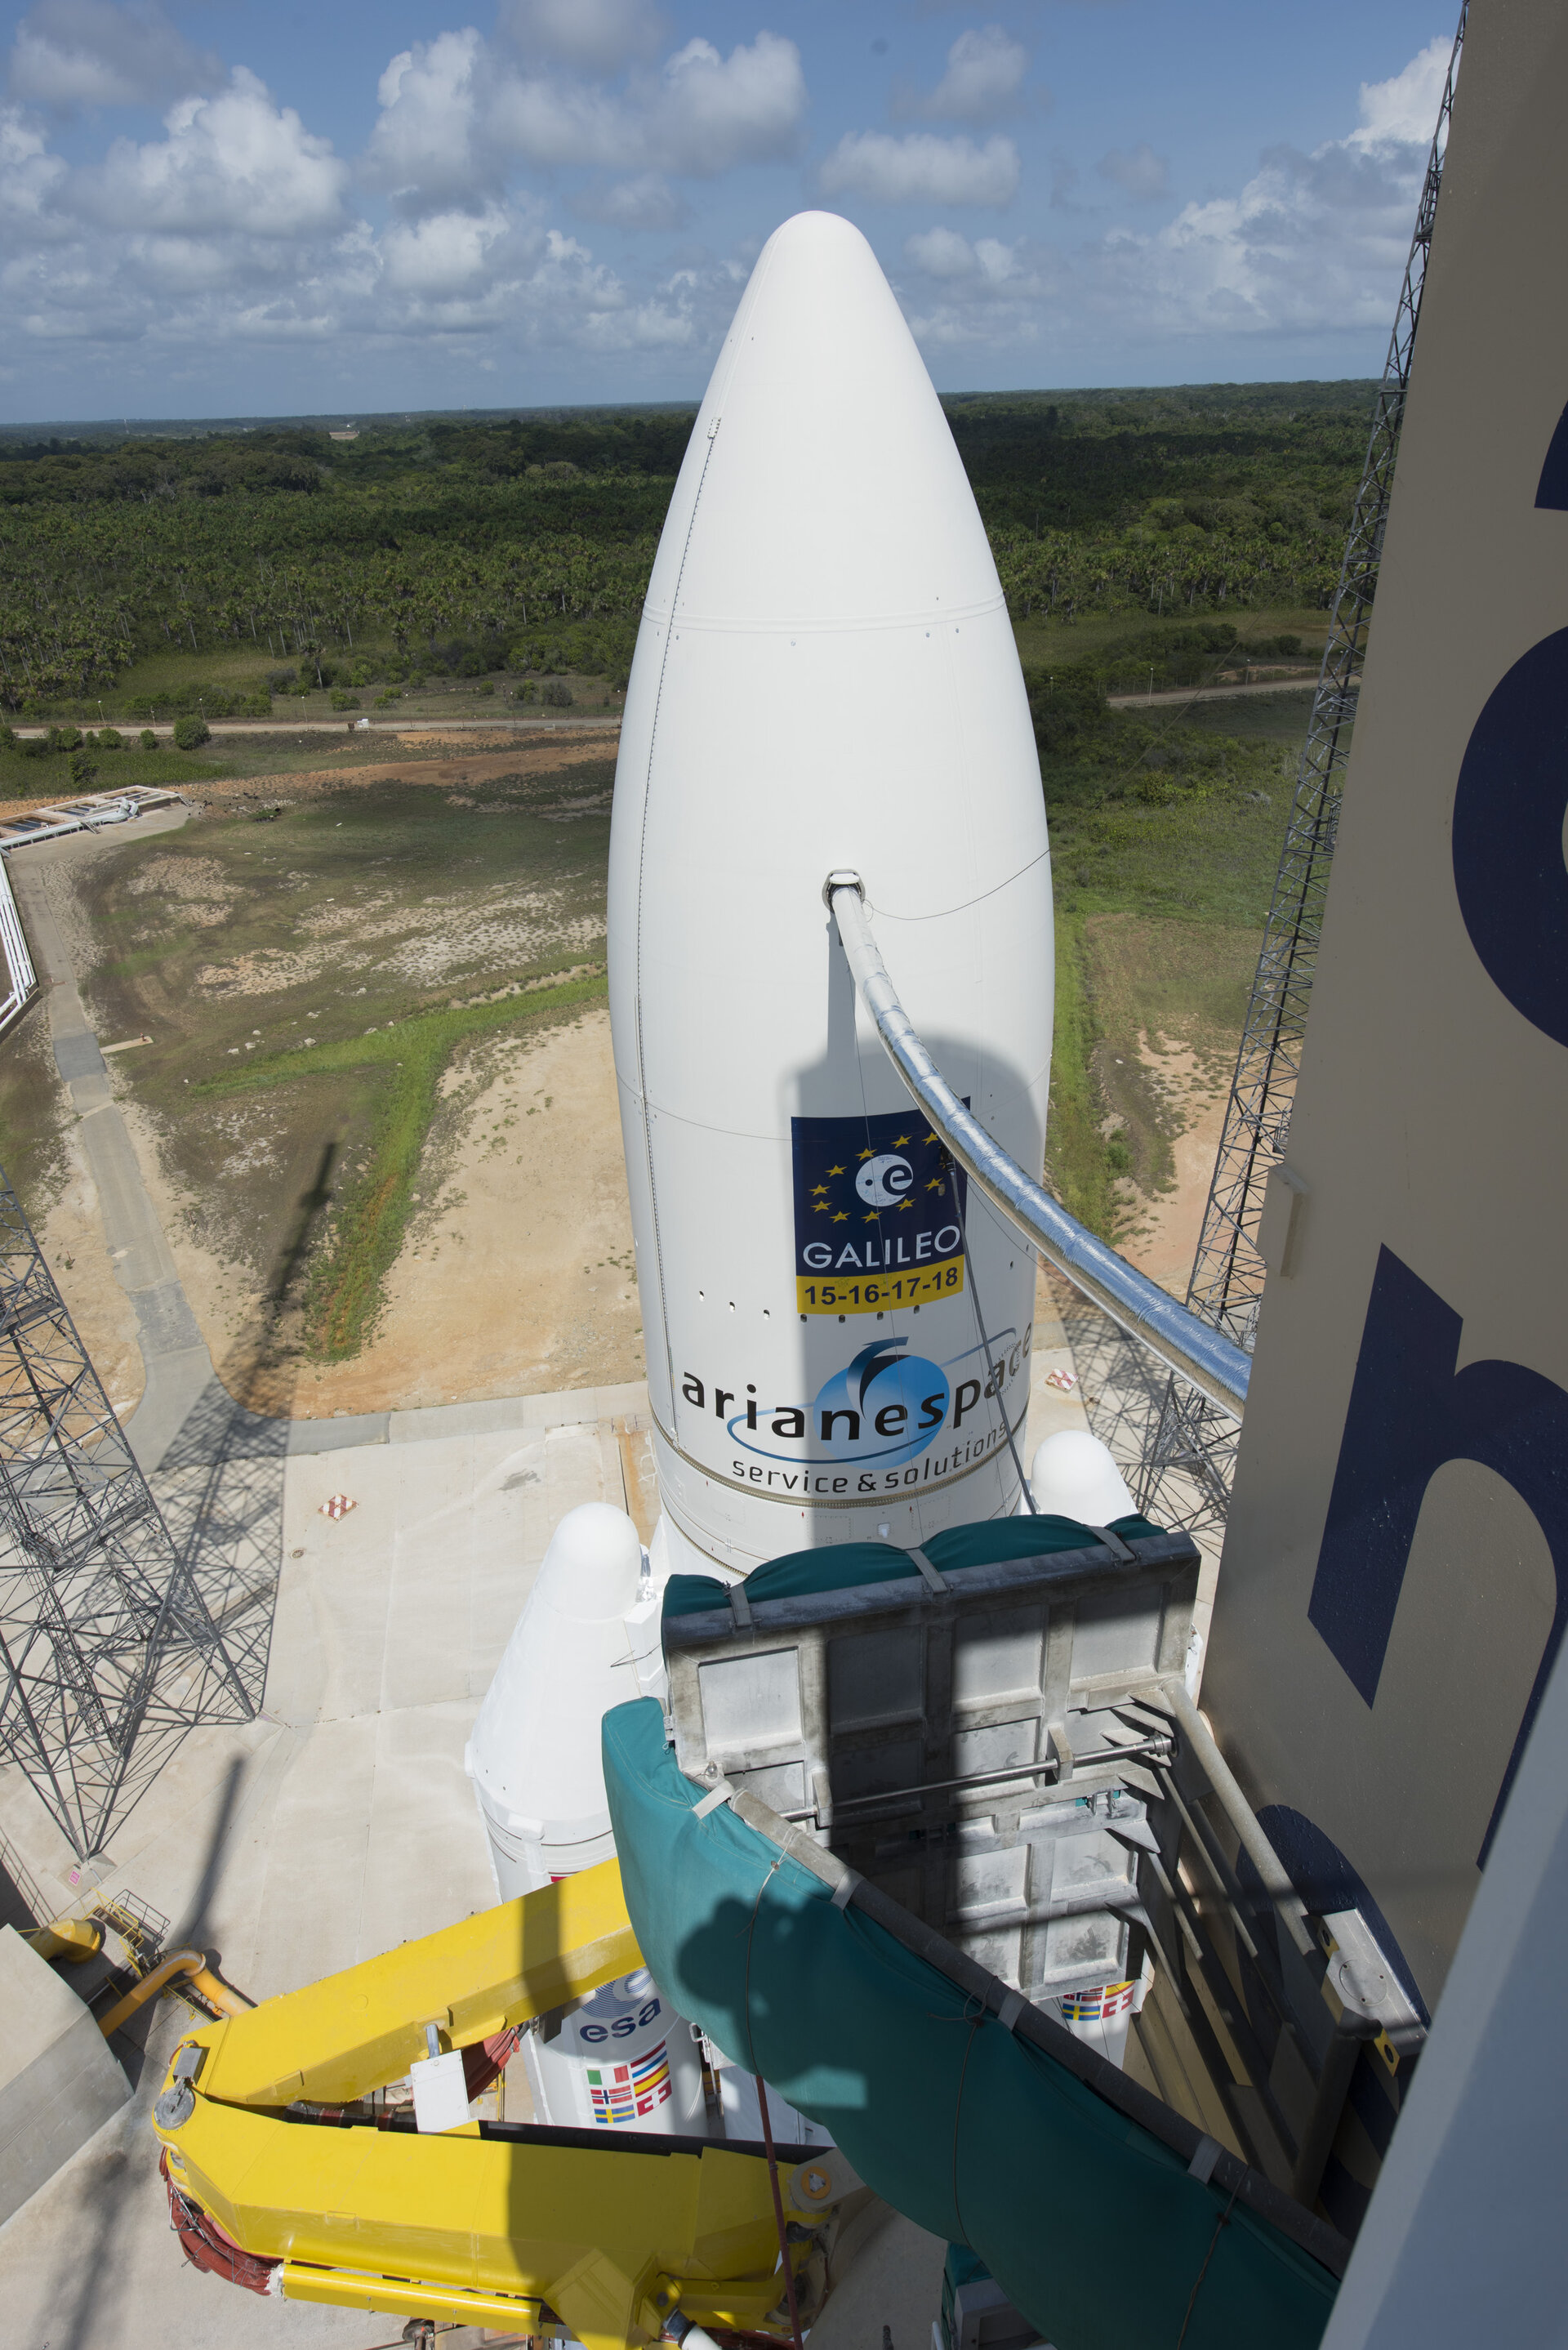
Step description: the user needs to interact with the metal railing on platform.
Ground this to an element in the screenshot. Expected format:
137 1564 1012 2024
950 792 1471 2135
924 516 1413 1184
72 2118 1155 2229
0 851 37 1040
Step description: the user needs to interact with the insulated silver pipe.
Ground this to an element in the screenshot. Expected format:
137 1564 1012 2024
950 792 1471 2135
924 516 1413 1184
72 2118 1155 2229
826 875 1250 1420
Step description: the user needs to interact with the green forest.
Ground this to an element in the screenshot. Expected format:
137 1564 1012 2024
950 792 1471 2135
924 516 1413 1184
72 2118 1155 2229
0 383 1372 713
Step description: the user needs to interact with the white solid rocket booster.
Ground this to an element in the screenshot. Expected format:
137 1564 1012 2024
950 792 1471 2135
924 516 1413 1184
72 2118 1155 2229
466 1505 707 2136
467 1503 663 1894
609 211 1054 1576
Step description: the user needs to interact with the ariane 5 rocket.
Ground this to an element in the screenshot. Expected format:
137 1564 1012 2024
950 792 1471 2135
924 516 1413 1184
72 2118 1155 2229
609 209 1054 1576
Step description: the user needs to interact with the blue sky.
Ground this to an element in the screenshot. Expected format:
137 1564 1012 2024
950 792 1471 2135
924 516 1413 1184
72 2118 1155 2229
0 1 1456 421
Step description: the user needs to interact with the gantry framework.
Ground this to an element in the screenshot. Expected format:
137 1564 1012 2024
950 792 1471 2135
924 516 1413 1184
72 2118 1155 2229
1136 4 1468 1533
0 1166 251 1857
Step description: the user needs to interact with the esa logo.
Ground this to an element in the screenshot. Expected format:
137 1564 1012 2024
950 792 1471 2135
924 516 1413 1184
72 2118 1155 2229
855 1153 912 1207
579 1997 662 2045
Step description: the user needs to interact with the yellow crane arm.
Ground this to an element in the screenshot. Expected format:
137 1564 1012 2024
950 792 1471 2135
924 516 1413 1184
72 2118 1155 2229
160 2092 835 2344
194 1854 640 2109
152 1857 861 2348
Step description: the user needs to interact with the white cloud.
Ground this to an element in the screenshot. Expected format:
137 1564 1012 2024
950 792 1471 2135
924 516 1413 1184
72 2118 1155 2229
1348 35 1450 151
364 30 495 210
366 27 805 212
73 69 350 237
481 73 624 173
904 224 979 279
0 32 1453 404
8 0 221 111
1098 142 1169 200
379 203 528 301
0 75 733 381
896 40 1444 359
498 0 665 75
921 27 1029 123
0 102 67 230
905 225 1029 284
904 225 1036 289
1139 76 1436 341
490 30 806 176
572 171 688 230
821 130 1019 207
647 33 805 174
899 225 1057 349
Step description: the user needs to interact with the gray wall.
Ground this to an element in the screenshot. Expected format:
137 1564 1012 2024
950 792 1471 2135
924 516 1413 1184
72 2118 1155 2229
1206 0 1568 2014
0 1925 130 2225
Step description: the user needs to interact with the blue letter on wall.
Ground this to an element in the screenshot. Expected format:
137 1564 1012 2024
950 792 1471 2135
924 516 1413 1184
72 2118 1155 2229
1450 627 1568 1050
1309 1246 1568 1858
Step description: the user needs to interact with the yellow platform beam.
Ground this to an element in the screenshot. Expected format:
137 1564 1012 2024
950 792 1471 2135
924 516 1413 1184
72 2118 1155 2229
279 2266 546 2329
193 1855 639 2109
161 2083 817 2348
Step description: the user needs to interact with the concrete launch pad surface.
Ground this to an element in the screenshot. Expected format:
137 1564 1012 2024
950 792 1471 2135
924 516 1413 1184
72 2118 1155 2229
0 1380 648 2350
0 1349 1089 2348
0 1300 1092 2350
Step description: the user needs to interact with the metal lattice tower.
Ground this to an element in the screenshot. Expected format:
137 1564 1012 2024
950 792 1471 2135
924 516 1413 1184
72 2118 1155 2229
0 1166 252 1858
1137 5 1467 1532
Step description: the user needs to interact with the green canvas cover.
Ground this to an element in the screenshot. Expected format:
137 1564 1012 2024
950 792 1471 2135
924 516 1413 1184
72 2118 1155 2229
662 1512 1162 1622
603 1697 1337 2350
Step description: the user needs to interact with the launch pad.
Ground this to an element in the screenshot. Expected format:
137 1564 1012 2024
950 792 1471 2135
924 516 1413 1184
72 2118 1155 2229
0 1340 1098 2348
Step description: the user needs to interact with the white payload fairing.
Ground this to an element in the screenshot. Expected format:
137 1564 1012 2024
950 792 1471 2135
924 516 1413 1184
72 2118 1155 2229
467 214 1058 2136
610 210 1054 1577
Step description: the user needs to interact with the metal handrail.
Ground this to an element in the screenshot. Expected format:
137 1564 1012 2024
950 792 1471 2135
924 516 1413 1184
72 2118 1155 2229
0 850 37 1041
826 875 1250 1419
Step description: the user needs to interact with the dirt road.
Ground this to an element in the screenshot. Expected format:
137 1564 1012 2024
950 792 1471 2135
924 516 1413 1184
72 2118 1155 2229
9 715 621 742
1107 676 1317 709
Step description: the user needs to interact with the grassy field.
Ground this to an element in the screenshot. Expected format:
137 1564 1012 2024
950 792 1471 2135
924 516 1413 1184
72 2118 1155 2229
91 640 626 726
1041 689 1318 1243
72 756 614 1366
1013 602 1326 673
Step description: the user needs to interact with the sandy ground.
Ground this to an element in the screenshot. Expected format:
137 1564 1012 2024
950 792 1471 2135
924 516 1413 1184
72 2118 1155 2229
1116 1032 1232 1295
290 1007 644 1415
194 736 614 803
114 1001 644 1418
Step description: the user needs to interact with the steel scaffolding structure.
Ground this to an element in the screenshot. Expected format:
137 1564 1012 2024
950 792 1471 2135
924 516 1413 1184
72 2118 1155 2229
0 1167 252 1857
1137 5 1468 1533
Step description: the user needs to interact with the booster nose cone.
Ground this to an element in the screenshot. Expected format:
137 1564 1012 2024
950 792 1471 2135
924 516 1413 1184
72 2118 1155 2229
611 210 1054 1573
1030 1430 1137 1527
467 1502 652 1894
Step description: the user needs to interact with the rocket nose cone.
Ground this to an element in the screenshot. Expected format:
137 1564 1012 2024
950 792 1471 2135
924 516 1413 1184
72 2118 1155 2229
648 208 996 627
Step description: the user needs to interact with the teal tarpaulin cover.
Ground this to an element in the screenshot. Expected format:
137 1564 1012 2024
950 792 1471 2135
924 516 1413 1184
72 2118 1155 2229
662 1512 1162 1623
602 1697 1337 2350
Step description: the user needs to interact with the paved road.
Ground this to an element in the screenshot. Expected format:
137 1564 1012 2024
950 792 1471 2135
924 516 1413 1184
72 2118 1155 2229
1107 676 1320 709
9 808 216 1471
10 713 622 742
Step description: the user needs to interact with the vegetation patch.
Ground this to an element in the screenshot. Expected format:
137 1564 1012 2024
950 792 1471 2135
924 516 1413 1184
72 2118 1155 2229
195 971 607 1358
1035 673 1311 1244
1043 914 1116 1237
